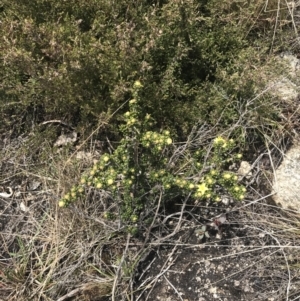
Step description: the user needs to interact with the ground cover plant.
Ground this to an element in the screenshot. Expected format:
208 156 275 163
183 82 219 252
59 81 246 227
1 0 300 300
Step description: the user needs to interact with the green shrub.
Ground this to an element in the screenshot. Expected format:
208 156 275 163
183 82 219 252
0 0 291 141
59 82 246 229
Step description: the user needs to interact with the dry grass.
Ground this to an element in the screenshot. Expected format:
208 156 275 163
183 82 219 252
0 137 118 301
1 2 300 301
1 107 300 301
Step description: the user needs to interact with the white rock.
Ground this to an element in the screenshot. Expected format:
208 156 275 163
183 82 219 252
234 280 240 287
237 161 252 179
20 202 30 212
54 132 77 147
272 141 300 211
270 53 300 103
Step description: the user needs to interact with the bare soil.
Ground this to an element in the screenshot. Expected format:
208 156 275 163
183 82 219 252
134 203 300 301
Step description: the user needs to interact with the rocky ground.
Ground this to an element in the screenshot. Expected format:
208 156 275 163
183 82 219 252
1 132 300 301
134 205 300 301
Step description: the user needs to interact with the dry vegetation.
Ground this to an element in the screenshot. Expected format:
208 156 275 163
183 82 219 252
1 1 300 301
1 112 300 301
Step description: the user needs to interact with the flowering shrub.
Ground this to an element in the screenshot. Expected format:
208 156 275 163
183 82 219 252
59 82 246 226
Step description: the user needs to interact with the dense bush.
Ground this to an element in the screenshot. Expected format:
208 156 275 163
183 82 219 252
0 0 294 140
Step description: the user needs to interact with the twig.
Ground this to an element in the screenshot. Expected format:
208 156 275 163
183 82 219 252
247 225 291 301
112 233 131 301
163 275 184 301
62 100 129 171
136 244 178 301
0 187 13 198
40 120 74 129
56 287 81 301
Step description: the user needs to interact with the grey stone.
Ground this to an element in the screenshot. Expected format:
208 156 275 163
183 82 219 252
272 141 300 211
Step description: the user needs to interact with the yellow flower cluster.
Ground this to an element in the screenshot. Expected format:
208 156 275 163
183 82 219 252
232 185 246 200
59 186 81 207
59 151 121 207
214 136 226 145
213 136 235 150
124 108 138 126
142 130 173 151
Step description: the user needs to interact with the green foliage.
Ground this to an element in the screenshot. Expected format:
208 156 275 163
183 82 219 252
59 82 245 225
0 0 291 140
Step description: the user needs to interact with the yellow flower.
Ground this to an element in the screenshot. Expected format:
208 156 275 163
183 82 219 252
96 182 102 189
189 183 195 189
214 136 226 145
166 137 172 145
223 173 231 180
64 193 70 200
107 178 114 185
239 194 245 200
206 176 213 184
129 98 137 104
194 191 202 198
58 200 66 207
103 155 110 162
210 170 217 176
197 183 209 195
131 215 138 222
133 80 143 89
237 154 242 159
